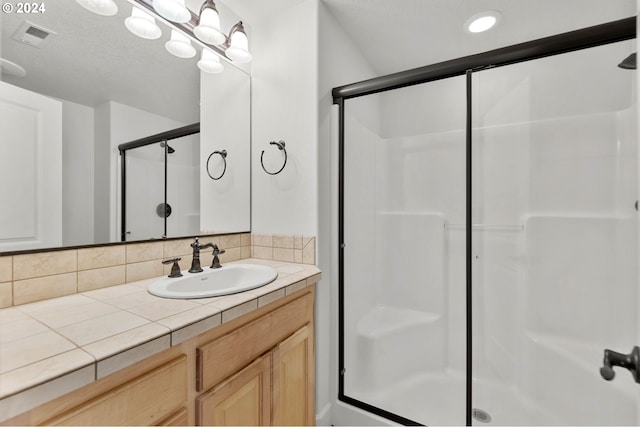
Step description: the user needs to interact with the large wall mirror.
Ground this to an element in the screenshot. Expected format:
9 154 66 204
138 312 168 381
0 0 251 253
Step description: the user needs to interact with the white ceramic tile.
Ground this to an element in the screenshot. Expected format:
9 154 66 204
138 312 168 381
155 304 222 331
285 280 309 296
257 289 286 308
0 348 94 398
82 323 170 361
0 316 50 345
124 298 201 321
170 312 222 345
206 291 258 312
27 301 120 330
15 294 94 316
99 289 158 310
0 364 94 422
0 330 76 374
276 264 305 275
56 311 149 347
96 335 170 379
80 284 143 301
221 299 258 324
0 307 30 324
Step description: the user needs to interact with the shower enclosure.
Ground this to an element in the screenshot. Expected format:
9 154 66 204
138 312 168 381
334 18 639 425
119 124 200 241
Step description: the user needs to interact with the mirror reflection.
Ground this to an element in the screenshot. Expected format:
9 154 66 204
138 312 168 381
0 0 251 253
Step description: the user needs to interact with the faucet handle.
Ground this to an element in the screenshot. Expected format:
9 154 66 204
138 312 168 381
210 245 226 269
161 257 183 278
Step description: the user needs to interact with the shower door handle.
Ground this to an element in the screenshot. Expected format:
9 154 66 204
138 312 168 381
599 346 640 384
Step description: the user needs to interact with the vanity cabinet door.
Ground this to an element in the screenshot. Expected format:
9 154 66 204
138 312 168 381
272 325 315 426
196 354 272 426
45 356 187 426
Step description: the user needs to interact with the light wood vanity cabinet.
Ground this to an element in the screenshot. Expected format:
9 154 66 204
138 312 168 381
3 286 315 427
47 356 188 426
196 288 315 426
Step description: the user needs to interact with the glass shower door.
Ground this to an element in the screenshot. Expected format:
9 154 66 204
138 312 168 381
471 40 639 425
124 143 165 241
341 76 467 425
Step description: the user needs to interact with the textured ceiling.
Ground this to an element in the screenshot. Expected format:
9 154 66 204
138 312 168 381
0 0 201 123
0 0 636 121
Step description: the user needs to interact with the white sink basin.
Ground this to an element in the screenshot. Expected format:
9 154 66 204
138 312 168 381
148 264 278 299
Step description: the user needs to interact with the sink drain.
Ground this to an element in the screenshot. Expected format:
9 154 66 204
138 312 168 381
472 408 491 423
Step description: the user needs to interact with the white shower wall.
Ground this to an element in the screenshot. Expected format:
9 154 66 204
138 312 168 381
343 40 638 425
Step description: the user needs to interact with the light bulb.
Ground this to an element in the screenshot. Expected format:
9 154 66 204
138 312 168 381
198 49 224 74
125 6 162 40
165 29 196 58
225 21 252 63
153 0 191 23
195 0 226 45
75 0 118 16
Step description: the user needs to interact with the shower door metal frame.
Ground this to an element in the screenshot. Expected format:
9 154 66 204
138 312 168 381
118 123 200 242
333 16 635 426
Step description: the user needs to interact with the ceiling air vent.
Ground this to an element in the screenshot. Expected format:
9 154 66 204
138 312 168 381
12 21 57 48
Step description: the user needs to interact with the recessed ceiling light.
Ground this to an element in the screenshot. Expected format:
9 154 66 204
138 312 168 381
465 11 502 33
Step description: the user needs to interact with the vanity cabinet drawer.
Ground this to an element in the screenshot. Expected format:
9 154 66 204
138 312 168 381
45 355 187 426
196 291 313 392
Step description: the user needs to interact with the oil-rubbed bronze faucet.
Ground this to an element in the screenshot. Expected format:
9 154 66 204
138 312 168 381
161 257 182 278
189 237 214 273
210 244 226 269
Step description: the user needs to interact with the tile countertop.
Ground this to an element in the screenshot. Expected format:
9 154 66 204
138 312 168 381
0 258 321 421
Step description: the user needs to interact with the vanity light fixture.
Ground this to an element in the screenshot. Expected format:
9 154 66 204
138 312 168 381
198 48 224 73
165 29 196 58
153 0 191 23
225 21 252 63
194 0 226 46
465 10 502 33
75 0 118 16
125 6 162 40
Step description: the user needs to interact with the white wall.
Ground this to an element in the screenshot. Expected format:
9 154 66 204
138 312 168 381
61 99 95 246
200 65 251 234
317 2 381 425
250 0 318 236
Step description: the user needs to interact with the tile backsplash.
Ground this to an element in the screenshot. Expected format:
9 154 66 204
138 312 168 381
0 233 316 308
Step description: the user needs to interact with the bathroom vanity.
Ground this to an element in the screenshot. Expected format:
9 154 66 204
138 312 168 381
0 260 319 426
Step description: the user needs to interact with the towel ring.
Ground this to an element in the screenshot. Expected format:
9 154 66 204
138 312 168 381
206 149 227 180
261 141 287 175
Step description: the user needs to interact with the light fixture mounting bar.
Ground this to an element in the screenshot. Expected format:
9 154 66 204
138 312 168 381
127 0 227 58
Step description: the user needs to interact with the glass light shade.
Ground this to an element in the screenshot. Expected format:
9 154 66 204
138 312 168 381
75 0 118 16
165 30 196 58
125 7 162 40
198 49 224 74
153 0 191 23
225 22 252 63
194 5 225 45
